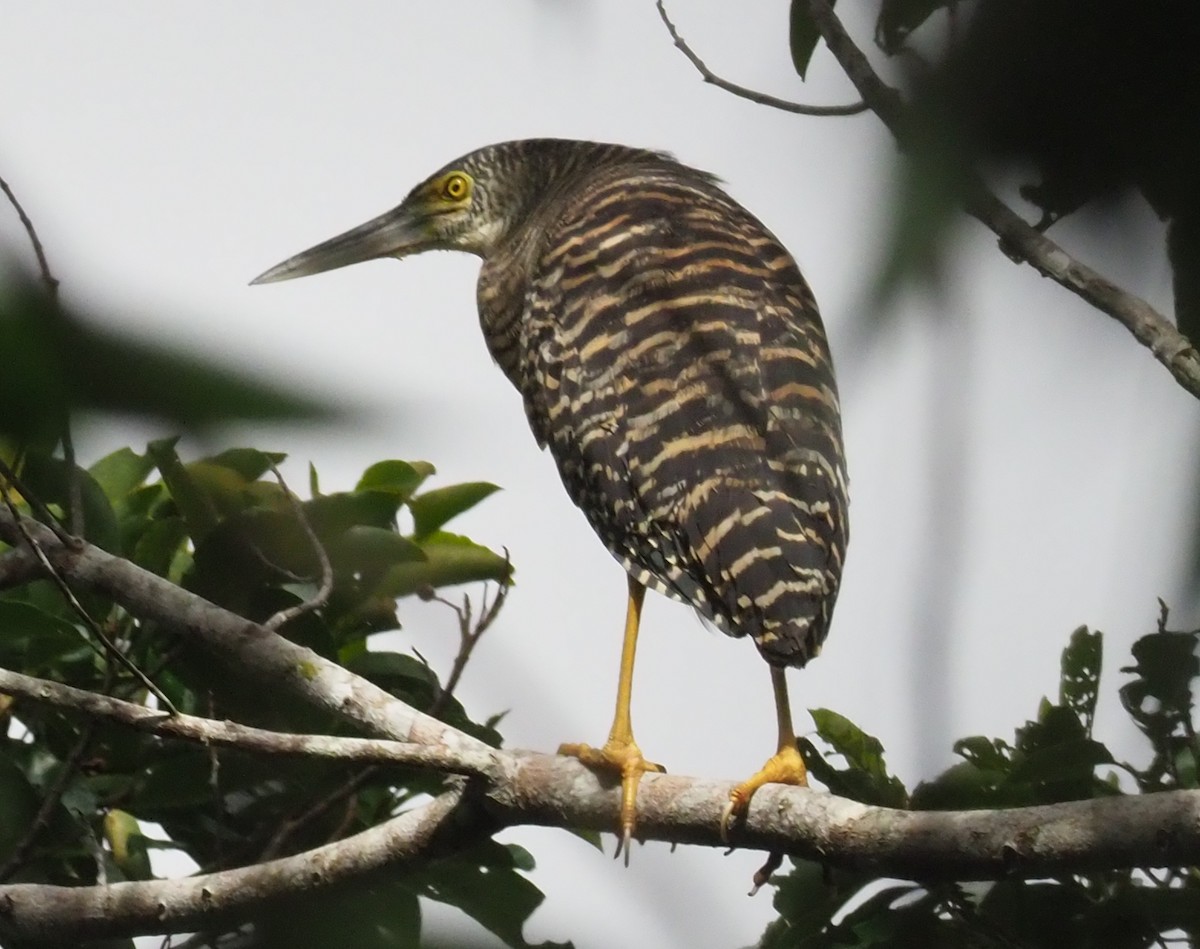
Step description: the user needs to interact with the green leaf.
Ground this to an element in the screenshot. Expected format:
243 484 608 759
408 839 570 949
18 454 120 553
202 447 287 482
102 810 153 880
0 273 333 441
345 651 439 706
1119 627 1200 790
381 531 513 597
327 525 426 576
134 752 214 813
806 708 908 807
88 448 155 503
789 0 833 79
1059 626 1102 734
129 517 189 578
258 877 422 949
146 438 220 542
356 460 436 499
410 481 501 539
304 490 402 534
0 754 43 863
1007 736 1114 787
0 600 89 673
953 735 1012 772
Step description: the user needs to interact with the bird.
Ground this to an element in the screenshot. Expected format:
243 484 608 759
252 138 849 859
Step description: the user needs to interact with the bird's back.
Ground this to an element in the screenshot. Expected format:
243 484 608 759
479 148 848 667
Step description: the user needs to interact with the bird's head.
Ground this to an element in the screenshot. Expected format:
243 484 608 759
251 141 581 285
250 139 672 286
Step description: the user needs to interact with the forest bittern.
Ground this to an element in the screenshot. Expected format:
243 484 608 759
253 139 849 859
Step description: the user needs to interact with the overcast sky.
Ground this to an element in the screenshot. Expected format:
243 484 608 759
3 3 1198 947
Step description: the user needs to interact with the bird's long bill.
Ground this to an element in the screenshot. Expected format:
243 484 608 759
250 205 426 285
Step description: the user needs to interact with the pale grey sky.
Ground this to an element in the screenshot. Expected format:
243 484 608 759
3 3 1197 947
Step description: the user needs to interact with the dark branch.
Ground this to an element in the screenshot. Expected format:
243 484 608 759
800 0 1200 400
656 0 867 118
0 172 83 532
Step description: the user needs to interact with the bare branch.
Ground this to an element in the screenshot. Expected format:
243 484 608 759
263 462 334 632
0 743 1197 944
258 765 381 861
428 573 510 716
0 174 58 298
0 667 501 779
655 0 867 117
800 0 1200 400
0 172 83 532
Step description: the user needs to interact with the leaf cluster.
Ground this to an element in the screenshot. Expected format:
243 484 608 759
0 440 565 949
762 623 1200 948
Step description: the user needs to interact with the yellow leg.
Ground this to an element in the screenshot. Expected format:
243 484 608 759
558 576 663 863
721 666 807 840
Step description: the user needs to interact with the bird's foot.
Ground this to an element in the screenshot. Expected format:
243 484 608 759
721 742 807 842
558 738 664 864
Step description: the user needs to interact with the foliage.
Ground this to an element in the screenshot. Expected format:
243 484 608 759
0 275 331 447
762 623 1200 948
0 436 564 949
790 0 1200 339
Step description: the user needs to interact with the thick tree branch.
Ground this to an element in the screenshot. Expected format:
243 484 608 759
0 786 481 946
797 0 1200 400
3 506 1199 944
0 740 1197 944
0 546 41 591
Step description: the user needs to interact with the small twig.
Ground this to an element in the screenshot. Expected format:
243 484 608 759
655 0 867 117
0 484 177 714
263 462 334 632
0 174 58 297
258 766 381 862
0 171 83 534
428 569 511 717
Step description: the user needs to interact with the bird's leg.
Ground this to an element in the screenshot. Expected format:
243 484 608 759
558 577 663 863
721 666 807 841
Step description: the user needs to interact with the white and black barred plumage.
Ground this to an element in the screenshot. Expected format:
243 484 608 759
470 140 848 667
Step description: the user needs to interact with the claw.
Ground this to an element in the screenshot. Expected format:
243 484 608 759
723 743 808 843
559 738 663 863
719 797 739 843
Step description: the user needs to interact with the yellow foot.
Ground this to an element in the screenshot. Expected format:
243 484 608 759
558 738 665 864
721 742 807 842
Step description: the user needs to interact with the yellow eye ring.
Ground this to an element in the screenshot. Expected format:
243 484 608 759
441 173 471 202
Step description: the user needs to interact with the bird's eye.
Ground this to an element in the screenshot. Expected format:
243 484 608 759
441 173 471 202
